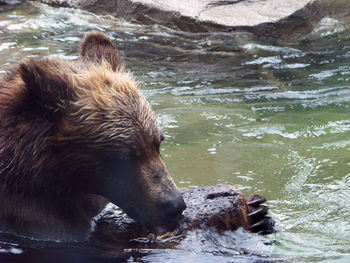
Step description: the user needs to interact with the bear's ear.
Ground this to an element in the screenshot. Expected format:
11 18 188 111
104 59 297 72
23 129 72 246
19 59 72 112
79 31 123 71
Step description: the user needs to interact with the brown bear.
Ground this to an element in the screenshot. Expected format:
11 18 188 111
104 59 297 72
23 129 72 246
0 32 186 241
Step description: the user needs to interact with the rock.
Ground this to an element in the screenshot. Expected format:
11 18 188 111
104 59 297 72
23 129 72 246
32 0 350 40
247 0 350 40
0 0 22 5
33 0 311 27
91 185 275 243
0 0 22 12
181 185 275 234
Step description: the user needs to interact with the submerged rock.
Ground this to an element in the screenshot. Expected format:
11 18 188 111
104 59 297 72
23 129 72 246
33 0 350 40
0 0 22 11
91 185 275 243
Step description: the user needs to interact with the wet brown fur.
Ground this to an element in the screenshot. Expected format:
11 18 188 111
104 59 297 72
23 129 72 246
80 31 123 71
0 32 184 241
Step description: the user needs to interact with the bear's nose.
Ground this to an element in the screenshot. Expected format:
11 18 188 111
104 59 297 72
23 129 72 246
161 196 187 219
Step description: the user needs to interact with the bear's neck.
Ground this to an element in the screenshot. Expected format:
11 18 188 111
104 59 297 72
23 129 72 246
0 189 108 241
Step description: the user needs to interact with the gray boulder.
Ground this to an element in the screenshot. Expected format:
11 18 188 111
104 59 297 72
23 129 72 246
33 0 350 40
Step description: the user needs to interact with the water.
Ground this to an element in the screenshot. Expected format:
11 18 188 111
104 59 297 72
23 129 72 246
0 2 350 262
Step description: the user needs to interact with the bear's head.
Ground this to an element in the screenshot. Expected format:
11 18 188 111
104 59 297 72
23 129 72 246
8 32 186 232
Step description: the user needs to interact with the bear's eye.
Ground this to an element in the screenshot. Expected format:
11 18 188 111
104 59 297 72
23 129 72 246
119 152 139 162
120 154 131 161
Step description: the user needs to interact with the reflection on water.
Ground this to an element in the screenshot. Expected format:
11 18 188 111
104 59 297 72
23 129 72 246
1 2 350 262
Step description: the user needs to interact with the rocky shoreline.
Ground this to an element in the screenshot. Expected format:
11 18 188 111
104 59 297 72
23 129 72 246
3 0 350 40
29 0 350 40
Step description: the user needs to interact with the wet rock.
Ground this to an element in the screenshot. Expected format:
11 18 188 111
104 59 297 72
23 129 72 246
32 0 350 40
91 185 275 243
247 0 350 40
181 185 274 234
0 0 23 6
0 0 22 12
0 0 22 4
33 0 311 27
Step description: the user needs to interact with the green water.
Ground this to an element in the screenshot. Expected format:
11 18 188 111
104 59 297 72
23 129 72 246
1 2 350 262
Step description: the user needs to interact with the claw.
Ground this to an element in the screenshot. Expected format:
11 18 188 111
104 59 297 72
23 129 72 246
246 195 266 206
248 205 268 217
250 217 275 234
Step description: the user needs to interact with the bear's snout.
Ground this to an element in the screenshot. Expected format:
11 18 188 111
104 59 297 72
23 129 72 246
161 196 187 221
149 194 186 233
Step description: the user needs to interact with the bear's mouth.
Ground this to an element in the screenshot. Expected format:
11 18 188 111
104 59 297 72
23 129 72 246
152 214 184 233
122 206 184 233
146 219 181 234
